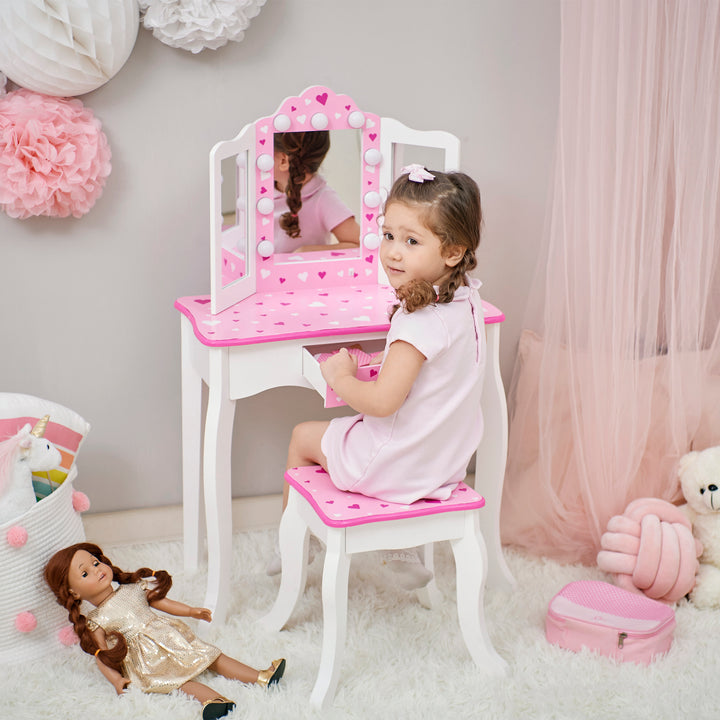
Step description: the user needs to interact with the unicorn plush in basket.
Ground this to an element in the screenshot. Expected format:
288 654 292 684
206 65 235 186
0 415 62 525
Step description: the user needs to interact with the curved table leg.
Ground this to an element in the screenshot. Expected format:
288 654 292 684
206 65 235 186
476 323 516 592
259 490 311 632
181 317 204 573
203 348 235 626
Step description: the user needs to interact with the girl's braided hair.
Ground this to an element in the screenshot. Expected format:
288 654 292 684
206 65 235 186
275 131 331 239
44 542 172 672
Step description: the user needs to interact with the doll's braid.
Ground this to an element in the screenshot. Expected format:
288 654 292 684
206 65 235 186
276 131 331 239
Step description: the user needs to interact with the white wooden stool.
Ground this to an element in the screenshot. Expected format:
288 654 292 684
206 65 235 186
259 466 509 710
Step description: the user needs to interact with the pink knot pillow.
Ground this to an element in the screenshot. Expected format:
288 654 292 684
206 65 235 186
597 498 702 604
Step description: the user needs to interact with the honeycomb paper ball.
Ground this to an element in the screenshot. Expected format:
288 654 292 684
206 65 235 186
0 0 139 96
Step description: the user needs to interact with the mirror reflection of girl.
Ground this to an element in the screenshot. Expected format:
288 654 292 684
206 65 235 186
45 543 285 720
268 166 486 590
273 131 360 253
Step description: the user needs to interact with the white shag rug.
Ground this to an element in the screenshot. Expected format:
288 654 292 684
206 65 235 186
3 529 717 720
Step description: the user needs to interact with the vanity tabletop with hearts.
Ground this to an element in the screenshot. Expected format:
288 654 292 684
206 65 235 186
175 285 505 347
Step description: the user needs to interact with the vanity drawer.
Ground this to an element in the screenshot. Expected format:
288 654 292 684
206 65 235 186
302 339 385 408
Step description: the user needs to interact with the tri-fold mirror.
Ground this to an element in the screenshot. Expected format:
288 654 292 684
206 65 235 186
209 86 461 313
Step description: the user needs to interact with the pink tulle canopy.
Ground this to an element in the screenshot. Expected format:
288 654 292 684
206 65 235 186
0 89 112 219
502 0 720 565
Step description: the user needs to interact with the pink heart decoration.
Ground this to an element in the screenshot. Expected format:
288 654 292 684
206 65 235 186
348 504 360 509
318 271 326 278
259 139 265 145
326 500 334 504
291 105 297 111
274 321 285 325
316 92 328 105
195 298 211 304
365 255 373 263
369 133 377 141
381 504 389 508
345 105 351 110
370 369 378 377
279 277 286 283
365 213 374 221
260 186 267 194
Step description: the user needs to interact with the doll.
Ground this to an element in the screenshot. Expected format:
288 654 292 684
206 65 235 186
45 543 285 720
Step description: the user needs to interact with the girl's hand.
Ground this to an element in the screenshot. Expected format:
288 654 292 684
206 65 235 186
189 606 213 622
113 677 130 695
320 348 358 387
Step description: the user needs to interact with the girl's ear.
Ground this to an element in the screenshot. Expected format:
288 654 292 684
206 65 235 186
443 245 465 268
276 152 290 171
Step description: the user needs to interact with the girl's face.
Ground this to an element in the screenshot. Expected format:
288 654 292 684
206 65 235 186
380 202 462 290
67 549 114 606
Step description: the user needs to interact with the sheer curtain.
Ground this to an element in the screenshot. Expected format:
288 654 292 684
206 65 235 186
501 0 720 565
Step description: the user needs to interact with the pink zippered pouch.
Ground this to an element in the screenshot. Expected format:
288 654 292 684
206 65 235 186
546 580 675 665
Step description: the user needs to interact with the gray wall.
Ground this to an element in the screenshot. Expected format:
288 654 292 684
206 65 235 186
0 0 559 513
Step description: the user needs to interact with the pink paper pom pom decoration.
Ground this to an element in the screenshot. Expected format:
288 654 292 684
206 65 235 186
597 497 702 604
58 624 80 646
6 525 28 547
0 89 112 219
72 491 90 513
15 611 37 632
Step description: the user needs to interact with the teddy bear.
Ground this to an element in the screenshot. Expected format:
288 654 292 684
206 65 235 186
677 445 720 609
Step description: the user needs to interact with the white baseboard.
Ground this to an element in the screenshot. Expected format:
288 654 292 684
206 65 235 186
82 493 283 547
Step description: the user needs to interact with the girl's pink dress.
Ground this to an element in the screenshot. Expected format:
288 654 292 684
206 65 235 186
321 279 486 505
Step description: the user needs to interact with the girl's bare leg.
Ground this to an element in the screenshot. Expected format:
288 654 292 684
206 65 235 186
283 420 330 508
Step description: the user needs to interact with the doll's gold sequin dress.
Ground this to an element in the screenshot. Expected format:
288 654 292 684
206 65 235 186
86 580 221 693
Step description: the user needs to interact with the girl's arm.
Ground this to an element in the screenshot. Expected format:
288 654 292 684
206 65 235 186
91 627 130 695
296 217 361 252
320 340 424 417
329 216 361 248
150 596 212 622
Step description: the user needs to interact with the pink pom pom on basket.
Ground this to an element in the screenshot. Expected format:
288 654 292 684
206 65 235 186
15 611 37 632
6 525 28 547
72 491 90 513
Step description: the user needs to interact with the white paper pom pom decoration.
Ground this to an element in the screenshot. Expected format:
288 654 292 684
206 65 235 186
0 0 139 97
138 0 266 54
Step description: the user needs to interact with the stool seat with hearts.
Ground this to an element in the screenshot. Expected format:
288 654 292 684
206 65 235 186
259 465 509 710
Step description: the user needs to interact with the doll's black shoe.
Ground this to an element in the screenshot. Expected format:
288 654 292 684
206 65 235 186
202 696 235 719
257 658 286 687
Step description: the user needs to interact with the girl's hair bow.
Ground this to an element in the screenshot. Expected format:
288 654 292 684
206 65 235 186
400 164 435 183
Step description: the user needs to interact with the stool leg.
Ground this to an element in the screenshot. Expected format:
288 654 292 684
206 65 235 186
258 490 310 633
416 543 443 610
451 512 508 676
310 529 350 711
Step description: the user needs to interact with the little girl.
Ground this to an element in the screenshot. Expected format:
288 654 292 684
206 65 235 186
45 543 285 720
273 130 360 253
270 165 486 588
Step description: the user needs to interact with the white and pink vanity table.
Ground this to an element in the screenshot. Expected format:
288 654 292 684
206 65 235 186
176 87 514 625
